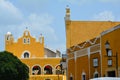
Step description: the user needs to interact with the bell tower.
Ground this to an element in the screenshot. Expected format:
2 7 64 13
5 32 14 46
65 5 70 21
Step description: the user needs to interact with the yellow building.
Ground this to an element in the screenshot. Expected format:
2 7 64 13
65 6 120 80
5 29 66 80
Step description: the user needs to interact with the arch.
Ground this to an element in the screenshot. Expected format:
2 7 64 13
70 73 73 80
24 52 29 58
21 50 31 58
32 65 41 75
94 70 99 78
24 30 30 36
82 71 86 80
44 64 53 74
55 64 61 74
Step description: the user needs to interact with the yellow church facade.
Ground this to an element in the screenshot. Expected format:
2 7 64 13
5 29 66 80
65 7 120 80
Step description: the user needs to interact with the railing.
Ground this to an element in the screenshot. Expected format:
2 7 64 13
29 75 66 80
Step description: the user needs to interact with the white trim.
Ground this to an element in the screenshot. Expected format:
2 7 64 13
88 47 90 79
90 50 100 54
101 24 120 36
74 52 77 62
68 36 100 52
89 43 100 48
86 36 100 45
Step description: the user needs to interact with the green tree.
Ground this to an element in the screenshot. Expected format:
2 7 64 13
0 51 29 80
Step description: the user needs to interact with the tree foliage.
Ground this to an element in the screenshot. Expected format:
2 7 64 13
0 51 29 80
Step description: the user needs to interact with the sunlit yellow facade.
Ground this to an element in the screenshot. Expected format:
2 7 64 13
5 30 66 80
65 7 120 80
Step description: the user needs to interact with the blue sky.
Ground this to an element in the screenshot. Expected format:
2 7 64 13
0 0 120 53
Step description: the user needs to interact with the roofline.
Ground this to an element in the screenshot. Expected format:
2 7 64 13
101 24 120 36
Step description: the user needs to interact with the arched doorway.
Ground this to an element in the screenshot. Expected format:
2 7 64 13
32 65 41 75
44 65 53 74
56 65 61 74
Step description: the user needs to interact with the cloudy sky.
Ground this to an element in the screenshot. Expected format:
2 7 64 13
0 0 120 53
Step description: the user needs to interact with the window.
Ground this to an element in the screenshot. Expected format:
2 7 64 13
27 38 30 44
23 38 26 44
23 38 30 44
93 58 98 67
70 76 73 80
82 72 86 80
108 49 112 57
82 74 86 80
44 65 53 74
32 65 41 75
6 36 10 40
94 73 98 78
108 59 112 66
24 52 29 58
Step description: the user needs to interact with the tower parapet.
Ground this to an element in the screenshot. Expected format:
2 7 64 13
5 32 14 45
39 34 44 44
65 5 71 26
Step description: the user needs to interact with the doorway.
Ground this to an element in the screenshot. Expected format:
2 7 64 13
107 71 116 77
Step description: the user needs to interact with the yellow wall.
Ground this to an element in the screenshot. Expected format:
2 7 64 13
76 56 89 80
5 30 44 58
65 21 120 49
90 52 101 78
101 26 120 77
67 59 75 80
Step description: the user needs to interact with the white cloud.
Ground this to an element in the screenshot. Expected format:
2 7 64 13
93 11 115 21
26 13 57 41
0 0 23 25
0 0 59 51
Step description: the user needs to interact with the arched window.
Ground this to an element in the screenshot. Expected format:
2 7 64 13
27 38 30 44
24 52 29 58
44 65 53 74
94 70 99 78
56 65 61 74
82 72 86 80
70 76 73 80
23 38 26 44
32 65 41 75
70 73 73 80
